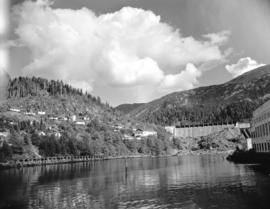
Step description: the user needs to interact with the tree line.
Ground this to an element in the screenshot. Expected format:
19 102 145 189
142 101 257 126
7 77 103 105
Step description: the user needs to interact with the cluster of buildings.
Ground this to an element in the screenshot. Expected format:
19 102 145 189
8 107 89 126
125 128 157 140
112 125 157 140
9 108 45 116
7 107 158 141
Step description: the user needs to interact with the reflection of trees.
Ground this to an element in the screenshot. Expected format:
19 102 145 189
1 156 268 209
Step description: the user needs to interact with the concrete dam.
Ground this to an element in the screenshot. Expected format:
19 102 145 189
166 123 238 138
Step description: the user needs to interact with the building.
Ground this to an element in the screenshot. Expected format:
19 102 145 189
134 128 157 138
0 131 9 138
123 134 134 140
49 116 58 120
38 111 46 115
75 121 86 125
165 126 175 134
141 130 157 137
9 108 20 112
0 131 9 148
25 112 36 116
250 100 270 152
235 122 250 129
71 115 77 122
38 131 46 137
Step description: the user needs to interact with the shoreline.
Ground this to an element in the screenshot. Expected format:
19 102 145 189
227 150 270 164
0 150 233 170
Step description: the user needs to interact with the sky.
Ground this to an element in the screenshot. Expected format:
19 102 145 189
1 0 270 106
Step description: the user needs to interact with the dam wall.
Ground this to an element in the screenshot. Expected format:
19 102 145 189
173 124 235 138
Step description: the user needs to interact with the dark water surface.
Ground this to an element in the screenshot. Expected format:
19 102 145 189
1 155 270 209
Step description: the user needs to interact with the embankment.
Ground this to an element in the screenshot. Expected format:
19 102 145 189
0 154 152 169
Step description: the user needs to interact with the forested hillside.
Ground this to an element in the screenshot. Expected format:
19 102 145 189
115 103 144 114
0 77 175 160
126 65 270 125
0 77 112 121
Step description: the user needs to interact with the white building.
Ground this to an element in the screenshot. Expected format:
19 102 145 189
9 108 20 112
38 111 46 115
134 129 157 138
25 112 36 116
75 121 86 125
71 115 77 122
165 126 175 134
0 132 8 138
236 122 250 129
123 134 134 140
38 131 46 136
250 100 270 152
141 130 157 137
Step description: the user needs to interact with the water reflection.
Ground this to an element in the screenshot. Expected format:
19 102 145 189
0 155 270 209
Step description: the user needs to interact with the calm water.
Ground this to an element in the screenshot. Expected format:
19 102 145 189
0 155 270 209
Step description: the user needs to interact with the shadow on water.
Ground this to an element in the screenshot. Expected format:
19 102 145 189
0 155 270 209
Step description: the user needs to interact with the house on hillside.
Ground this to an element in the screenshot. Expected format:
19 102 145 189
113 124 124 132
9 108 20 112
38 111 46 115
134 128 157 138
48 115 58 120
141 130 157 137
54 132 61 138
83 116 90 121
38 131 46 137
25 111 36 116
71 115 77 122
0 131 9 138
75 121 86 125
0 131 9 148
165 126 175 134
123 134 134 140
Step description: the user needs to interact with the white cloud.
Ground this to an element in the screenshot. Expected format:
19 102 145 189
203 31 231 45
12 0 230 103
226 57 265 78
160 63 201 92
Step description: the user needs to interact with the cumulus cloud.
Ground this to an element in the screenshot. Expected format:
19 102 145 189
159 63 201 92
226 57 265 78
12 0 230 103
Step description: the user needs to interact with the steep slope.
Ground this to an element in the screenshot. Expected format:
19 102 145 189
115 103 144 114
128 65 270 125
0 77 115 123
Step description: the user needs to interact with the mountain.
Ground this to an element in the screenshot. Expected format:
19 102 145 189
115 103 144 114
125 65 270 125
